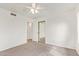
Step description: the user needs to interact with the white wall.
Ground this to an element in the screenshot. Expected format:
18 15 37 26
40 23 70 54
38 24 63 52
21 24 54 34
46 13 77 49
46 10 77 49
76 12 79 54
33 4 77 49
0 8 27 51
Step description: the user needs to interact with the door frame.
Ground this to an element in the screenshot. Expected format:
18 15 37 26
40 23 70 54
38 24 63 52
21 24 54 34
38 20 46 42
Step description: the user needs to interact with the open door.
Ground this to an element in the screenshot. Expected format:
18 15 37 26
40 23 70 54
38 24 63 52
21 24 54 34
38 21 46 43
27 22 33 42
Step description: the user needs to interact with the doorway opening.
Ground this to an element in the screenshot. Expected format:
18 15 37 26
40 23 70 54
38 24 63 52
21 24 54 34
38 20 46 44
27 22 33 42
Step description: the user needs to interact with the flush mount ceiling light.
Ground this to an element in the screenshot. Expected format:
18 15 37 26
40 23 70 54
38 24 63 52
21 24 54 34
26 3 42 14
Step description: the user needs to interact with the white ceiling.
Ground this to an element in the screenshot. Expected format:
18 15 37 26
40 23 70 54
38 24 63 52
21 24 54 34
0 3 32 15
0 3 78 19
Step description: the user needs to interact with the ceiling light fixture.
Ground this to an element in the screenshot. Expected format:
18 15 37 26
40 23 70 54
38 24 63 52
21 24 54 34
26 3 42 14
30 3 39 14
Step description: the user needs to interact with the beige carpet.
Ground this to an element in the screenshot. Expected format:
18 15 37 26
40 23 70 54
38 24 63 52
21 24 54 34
0 41 78 56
